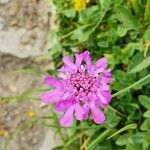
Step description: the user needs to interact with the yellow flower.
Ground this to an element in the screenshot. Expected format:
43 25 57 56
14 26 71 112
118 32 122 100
74 0 89 11
28 110 35 117
0 129 8 137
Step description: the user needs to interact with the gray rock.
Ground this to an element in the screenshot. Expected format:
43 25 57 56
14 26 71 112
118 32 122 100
0 0 10 4
0 17 5 30
0 28 47 58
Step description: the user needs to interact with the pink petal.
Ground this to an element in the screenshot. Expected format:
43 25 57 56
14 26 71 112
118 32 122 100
55 99 73 112
41 90 63 104
97 92 109 105
90 104 105 124
75 54 83 67
94 68 105 76
74 103 84 120
102 91 112 103
59 106 74 127
96 57 108 69
83 104 90 120
99 81 109 91
43 76 61 87
102 69 112 84
63 57 76 70
82 51 92 67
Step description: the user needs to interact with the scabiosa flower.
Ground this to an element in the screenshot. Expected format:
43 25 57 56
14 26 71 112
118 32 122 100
41 51 112 127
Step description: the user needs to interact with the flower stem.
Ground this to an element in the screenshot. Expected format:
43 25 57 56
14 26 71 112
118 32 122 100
112 74 150 98
87 129 111 150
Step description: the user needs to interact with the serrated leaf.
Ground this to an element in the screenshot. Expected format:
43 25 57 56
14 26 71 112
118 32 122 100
139 95 150 109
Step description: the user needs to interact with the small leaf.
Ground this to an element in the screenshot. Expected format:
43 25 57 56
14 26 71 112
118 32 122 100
128 56 150 74
139 95 150 110
140 118 150 131
116 134 130 146
143 110 150 118
117 25 129 37
97 41 109 48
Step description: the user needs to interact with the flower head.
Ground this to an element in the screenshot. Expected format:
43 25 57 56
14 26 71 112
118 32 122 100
41 51 112 127
74 0 89 11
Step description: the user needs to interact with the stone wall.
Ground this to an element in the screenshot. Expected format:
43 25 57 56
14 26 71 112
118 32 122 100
0 0 50 58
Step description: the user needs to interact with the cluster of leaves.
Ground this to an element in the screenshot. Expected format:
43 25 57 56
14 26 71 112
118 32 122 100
46 0 150 149
2 0 149 150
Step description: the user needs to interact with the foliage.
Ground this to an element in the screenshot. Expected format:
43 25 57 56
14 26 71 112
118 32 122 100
2 0 150 149
46 0 150 149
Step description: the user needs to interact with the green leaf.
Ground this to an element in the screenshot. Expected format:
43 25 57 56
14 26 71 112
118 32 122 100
99 0 112 10
122 43 143 64
62 9 76 18
117 25 129 37
139 95 150 109
116 6 139 29
116 134 130 146
97 41 109 48
107 124 137 139
128 56 150 74
143 110 150 118
105 108 121 128
140 118 150 131
144 27 150 41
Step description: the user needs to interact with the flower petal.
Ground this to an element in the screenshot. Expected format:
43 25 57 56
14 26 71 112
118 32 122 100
41 90 63 104
55 99 73 112
59 106 74 127
75 54 83 67
102 91 112 103
83 104 90 120
96 57 108 69
97 92 109 105
90 104 105 124
102 69 112 84
74 103 84 120
82 51 92 67
63 57 76 70
43 76 61 87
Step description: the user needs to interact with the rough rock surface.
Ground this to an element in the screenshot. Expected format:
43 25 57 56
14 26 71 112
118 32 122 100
0 0 60 150
0 54 50 150
0 0 51 58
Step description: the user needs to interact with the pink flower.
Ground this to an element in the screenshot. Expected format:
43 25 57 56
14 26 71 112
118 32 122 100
41 51 112 127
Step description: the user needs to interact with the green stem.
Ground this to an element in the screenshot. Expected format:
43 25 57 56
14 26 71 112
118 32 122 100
87 129 111 150
64 134 80 148
144 0 150 21
112 74 150 98
131 0 140 16
60 24 92 40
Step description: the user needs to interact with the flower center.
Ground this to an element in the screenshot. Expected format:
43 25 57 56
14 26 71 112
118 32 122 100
70 70 97 97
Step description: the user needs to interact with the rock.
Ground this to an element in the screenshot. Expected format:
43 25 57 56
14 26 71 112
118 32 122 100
0 17 5 30
0 28 47 58
0 0 10 5
10 19 18 26
0 0 52 58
